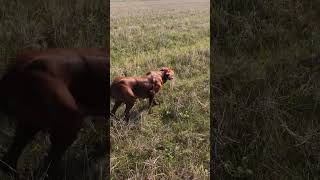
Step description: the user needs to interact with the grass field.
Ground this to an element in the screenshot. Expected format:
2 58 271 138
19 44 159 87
110 0 210 179
213 0 320 179
0 0 108 179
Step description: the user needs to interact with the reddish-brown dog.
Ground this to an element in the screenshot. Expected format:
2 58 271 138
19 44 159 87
111 67 174 122
0 48 108 178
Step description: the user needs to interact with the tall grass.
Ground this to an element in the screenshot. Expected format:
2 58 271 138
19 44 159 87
111 0 210 179
213 0 320 179
0 0 108 179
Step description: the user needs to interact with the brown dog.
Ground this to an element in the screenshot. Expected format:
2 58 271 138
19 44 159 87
110 67 174 122
0 48 108 178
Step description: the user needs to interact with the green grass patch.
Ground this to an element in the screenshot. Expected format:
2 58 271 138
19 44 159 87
111 0 210 179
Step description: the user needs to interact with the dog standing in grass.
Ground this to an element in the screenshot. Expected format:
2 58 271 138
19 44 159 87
110 67 174 122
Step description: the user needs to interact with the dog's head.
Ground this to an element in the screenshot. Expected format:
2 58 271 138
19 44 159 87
160 67 174 81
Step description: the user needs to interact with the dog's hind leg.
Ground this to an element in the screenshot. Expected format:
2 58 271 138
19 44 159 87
115 85 136 122
111 101 122 116
124 101 135 122
44 121 81 179
0 119 40 175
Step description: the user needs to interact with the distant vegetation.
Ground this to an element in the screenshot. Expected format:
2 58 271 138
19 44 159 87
0 0 108 179
213 0 320 179
111 0 210 179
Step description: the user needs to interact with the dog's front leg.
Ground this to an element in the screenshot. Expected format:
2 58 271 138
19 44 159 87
148 94 160 114
148 94 159 107
148 89 160 106
151 98 160 106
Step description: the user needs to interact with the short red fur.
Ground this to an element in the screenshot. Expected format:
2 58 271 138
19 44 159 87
0 48 108 177
111 67 174 121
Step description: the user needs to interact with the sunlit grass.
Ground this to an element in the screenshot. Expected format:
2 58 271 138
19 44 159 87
111 0 210 179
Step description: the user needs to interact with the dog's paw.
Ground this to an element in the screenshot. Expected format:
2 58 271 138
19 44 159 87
153 100 160 106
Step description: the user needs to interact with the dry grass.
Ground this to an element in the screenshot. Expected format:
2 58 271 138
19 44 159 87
213 0 320 179
111 0 210 179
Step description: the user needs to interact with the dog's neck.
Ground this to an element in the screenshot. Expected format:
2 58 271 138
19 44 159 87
161 71 168 84
147 70 169 84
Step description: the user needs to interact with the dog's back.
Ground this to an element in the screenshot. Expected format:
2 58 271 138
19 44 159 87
111 74 158 100
0 48 109 117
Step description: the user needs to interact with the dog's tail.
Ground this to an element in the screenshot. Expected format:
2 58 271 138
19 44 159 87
110 82 115 99
110 75 126 95
110 78 120 99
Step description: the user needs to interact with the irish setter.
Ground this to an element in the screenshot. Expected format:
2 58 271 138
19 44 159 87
0 48 108 178
111 67 174 122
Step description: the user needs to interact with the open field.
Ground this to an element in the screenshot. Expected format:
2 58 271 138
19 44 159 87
111 0 210 179
213 0 320 179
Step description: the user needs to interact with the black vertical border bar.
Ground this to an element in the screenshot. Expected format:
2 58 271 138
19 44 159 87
106 0 111 179
210 0 216 179
210 0 213 178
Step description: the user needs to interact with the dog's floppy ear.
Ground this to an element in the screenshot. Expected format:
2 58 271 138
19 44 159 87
160 67 171 72
160 67 174 80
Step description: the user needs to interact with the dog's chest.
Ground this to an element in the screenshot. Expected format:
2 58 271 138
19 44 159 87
132 80 154 98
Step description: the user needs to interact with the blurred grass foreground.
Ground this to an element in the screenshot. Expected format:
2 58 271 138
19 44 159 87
213 0 320 179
